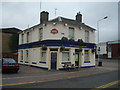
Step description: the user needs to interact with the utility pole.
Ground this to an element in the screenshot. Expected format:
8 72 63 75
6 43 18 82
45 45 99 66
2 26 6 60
40 0 42 12
55 8 57 17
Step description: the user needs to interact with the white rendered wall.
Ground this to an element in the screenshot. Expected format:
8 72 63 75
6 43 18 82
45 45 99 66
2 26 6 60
19 22 95 45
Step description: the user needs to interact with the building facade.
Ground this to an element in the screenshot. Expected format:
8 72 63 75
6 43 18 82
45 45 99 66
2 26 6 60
96 42 107 59
0 28 21 60
18 11 96 70
107 40 120 59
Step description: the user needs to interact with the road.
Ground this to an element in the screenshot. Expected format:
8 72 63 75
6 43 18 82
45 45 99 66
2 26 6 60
1 59 120 89
2 70 119 88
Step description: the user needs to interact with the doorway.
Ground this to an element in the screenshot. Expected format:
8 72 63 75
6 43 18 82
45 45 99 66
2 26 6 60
75 53 79 66
51 52 57 69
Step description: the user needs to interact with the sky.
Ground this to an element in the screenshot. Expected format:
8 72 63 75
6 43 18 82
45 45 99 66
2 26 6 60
0 1 119 43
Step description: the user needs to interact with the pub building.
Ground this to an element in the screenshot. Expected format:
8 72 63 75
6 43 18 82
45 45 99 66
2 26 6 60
18 11 96 70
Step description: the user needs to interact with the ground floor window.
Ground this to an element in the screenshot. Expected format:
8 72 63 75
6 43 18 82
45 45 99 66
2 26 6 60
84 50 89 62
41 52 46 62
20 50 23 62
62 52 70 62
25 50 29 63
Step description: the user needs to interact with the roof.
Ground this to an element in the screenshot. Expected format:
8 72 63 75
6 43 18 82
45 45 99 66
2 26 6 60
23 16 96 32
0 28 22 34
49 16 96 31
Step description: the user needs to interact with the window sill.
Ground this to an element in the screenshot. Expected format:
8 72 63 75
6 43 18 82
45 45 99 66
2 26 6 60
25 61 29 63
32 62 37 64
39 61 46 64
62 62 71 64
84 61 90 63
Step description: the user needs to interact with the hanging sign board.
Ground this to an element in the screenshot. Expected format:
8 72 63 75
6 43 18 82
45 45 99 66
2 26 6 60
51 29 58 34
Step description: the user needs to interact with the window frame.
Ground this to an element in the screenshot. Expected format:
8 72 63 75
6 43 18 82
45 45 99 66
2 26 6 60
69 27 75 39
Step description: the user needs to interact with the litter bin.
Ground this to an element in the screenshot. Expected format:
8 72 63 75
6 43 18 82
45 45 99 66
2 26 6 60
98 61 102 66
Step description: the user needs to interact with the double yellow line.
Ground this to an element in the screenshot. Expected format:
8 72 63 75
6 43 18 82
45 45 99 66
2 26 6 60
91 80 120 89
1 70 119 88
96 80 120 88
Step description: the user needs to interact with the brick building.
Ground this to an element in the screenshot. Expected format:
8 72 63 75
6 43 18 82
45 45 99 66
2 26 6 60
0 28 21 60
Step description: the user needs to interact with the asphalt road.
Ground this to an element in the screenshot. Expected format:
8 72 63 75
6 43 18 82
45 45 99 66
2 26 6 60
3 70 119 88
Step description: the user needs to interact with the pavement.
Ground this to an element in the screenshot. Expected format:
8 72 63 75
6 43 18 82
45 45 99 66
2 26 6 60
2 59 119 87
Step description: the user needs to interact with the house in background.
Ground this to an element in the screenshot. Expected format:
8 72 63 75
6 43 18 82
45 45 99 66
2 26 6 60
96 40 120 59
0 28 21 60
96 42 107 59
107 40 120 59
18 11 96 70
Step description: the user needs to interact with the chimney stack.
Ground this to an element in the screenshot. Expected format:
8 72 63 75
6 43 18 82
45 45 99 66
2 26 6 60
40 11 49 24
76 11 82 23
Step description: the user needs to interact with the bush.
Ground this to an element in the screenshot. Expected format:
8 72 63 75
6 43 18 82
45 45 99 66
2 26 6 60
69 38 75 42
60 46 65 52
78 39 84 43
61 37 68 41
42 45 47 50
79 48 83 52
91 49 96 53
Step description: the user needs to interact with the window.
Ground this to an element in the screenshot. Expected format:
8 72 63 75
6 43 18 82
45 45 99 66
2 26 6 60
62 52 70 62
84 50 89 61
21 50 23 62
26 32 29 43
39 28 43 41
26 50 29 61
41 52 46 62
85 30 89 43
69 27 74 39
21 34 24 44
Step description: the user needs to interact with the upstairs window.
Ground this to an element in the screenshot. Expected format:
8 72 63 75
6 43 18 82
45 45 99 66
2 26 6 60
39 28 43 41
21 33 24 44
85 30 89 43
26 32 29 43
69 27 74 39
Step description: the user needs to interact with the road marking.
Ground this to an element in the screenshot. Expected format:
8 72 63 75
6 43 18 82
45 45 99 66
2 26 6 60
1 70 118 87
2 71 80 80
91 80 120 90
96 80 120 88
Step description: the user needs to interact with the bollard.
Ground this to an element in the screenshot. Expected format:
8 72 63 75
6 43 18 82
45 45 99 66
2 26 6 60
98 61 102 66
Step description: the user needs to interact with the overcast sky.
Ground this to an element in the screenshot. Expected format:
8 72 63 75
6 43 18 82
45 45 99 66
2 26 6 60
1 1 119 43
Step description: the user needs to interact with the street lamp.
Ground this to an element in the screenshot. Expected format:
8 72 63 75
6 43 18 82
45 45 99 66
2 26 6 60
97 16 108 66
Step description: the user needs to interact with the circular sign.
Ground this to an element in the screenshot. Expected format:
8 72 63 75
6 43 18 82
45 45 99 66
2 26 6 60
51 29 58 34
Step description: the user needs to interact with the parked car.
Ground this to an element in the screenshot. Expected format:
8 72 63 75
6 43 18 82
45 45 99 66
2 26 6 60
1 58 20 73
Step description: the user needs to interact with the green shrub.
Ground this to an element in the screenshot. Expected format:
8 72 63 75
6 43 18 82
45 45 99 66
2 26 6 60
69 38 75 42
60 46 65 52
78 48 83 52
78 39 84 43
61 37 68 41
91 49 96 53
42 45 47 50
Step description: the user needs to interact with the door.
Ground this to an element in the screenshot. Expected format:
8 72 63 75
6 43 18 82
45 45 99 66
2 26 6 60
51 52 57 69
75 53 79 66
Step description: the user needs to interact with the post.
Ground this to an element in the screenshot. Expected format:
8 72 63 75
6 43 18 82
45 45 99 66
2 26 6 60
97 16 108 66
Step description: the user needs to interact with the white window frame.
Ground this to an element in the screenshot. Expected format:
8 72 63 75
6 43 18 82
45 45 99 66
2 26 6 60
84 50 90 61
41 51 46 62
21 50 23 61
69 27 75 39
85 30 89 43
39 28 43 41
21 33 24 44
62 52 70 62
26 32 29 43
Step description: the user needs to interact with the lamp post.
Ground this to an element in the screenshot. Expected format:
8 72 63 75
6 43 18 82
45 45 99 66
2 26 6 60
97 16 108 66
